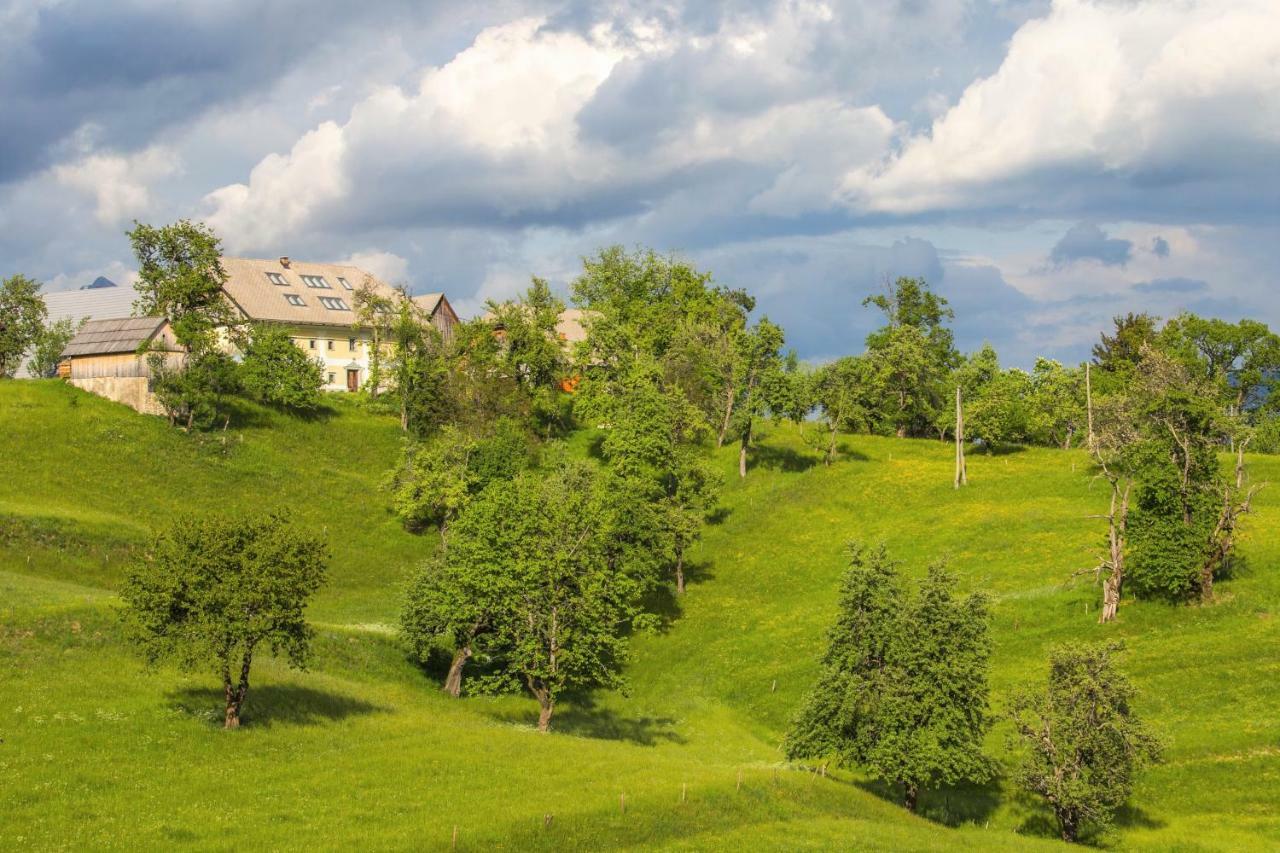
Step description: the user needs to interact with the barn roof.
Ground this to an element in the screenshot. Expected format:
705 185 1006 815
61 317 171 357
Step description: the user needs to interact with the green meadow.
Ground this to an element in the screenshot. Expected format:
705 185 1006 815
2 379 1277 850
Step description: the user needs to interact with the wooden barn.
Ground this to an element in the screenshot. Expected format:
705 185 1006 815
59 317 183 415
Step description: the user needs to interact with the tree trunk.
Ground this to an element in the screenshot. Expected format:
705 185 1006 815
954 386 967 488
536 691 554 733
1099 482 1129 623
739 417 752 479
1085 361 1094 451
1056 807 1079 843
902 780 919 812
717 383 736 448
675 549 686 595
825 424 837 466
443 645 471 697
223 651 253 729
895 425 907 439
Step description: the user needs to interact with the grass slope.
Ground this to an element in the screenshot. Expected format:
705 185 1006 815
2 380 1277 850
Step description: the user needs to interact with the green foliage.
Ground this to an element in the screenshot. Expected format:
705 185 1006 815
402 460 655 728
0 273 47 377
1025 358 1086 449
238 324 325 410
128 220 237 350
1092 312 1158 385
966 368 1031 449
120 512 328 727
149 348 241 430
786 544 992 810
1009 642 1163 843
806 356 876 464
26 316 81 378
385 418 533 538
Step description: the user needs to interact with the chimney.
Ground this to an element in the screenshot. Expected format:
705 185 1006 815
279 256 291 268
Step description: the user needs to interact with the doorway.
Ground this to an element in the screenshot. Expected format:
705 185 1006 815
346 369 359 392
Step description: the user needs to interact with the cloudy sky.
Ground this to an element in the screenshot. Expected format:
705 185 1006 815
3 0 1278 365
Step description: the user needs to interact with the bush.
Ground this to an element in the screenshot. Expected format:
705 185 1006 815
238 324 325 410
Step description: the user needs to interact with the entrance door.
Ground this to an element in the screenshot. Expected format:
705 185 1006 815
346 369 359 392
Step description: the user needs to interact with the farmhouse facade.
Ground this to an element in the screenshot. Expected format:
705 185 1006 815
221 256 458 392
59 317 183 415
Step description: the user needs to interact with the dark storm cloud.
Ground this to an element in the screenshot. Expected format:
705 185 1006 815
1048 222 1133 268
0 0 434 184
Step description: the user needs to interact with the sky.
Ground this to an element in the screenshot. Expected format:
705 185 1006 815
3 0 1278 366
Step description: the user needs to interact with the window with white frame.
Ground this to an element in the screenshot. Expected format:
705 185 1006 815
338 277 353 290
327 340 334 350
348 337 358 351
266 272 287 286
318 296 350 311
300 274 331 289
285 293 306 306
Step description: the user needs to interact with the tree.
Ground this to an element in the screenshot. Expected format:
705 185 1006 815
1092 313 1157 380
1009 642 1162 843
0 274 47 378
731 318 799 478
128 220 237 350
1026 358 1086 449
965 368 1031 450
404 461 652 730
785 544 992 812
401 553 502 698
807 356 874 465
385 419 533 543
351 276 395 397
238 324 324 410
386 292 450 436
148 347 241 430
488 277 571 435
120 513 328 728
27 317 81 378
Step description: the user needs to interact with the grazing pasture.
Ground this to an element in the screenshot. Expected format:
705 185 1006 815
2 380 1277 849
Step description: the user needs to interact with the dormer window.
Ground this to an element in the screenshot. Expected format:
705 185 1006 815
300 274 331 289
284 293 306 306
266 272 287 286
319 296 350 311
338 277 353 290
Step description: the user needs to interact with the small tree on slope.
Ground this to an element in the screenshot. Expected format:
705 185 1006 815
785 544 992 811
121 513 328 728
1008 642 1162 843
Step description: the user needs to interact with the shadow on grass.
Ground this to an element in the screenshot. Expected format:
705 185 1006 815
167 683 385 729
486 693 685 746
853 776 1001 828
972 440 1027 456
1011 790 1165 846
635 558 715 632
750 444 819 473
831 443 871 463
706 506 732 526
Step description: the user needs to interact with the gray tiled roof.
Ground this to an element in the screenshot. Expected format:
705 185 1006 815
61 317 170 357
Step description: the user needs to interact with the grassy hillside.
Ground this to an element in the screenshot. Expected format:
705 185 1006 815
2 380 1277 850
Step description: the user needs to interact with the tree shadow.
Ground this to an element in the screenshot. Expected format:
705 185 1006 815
852 776 1001 827
486 692 685 745
972 440 1027 456
167 683 385 729
635 558 715 632
832 442 871 462
750 444 819 473
705 506 732 526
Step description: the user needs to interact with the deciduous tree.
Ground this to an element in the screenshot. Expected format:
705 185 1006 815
1009 642 1162 843
0 274 48 378
121 513 328 728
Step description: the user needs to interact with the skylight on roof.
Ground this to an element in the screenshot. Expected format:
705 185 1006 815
300 274 331 289
266 271 287 286
337 277 353 290
319 296 350 311
285 293 306 306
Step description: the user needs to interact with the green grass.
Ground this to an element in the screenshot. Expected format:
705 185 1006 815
2 379 1278 850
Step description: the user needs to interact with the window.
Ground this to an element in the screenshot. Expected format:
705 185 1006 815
266 272 287 286
328 372 335 384
349 337 358 351
327 340 334 351
338 277 353 290
285 293 306 306
318 296 350 311
300 274 331 289
308 340 316 349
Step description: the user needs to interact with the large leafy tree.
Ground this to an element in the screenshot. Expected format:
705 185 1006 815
1009 642 1162 843
129 220 237 350
121 513 328 728
807 356 875 465
1091 312 1158 383
785 544 992 812
238 324 324 410
402 460 653 730
1026 358 1086 449
731 318 802 478
0 274 48 378
488 277 569 436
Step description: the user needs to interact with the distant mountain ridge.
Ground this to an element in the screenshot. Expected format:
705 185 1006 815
82 276 116 290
